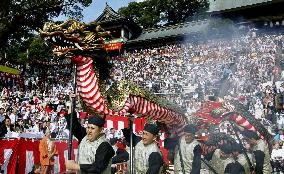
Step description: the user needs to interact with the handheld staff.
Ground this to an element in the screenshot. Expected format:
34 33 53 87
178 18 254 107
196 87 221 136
68 64 77 160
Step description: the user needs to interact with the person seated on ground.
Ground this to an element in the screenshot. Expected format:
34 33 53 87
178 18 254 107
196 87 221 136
28 163 41 174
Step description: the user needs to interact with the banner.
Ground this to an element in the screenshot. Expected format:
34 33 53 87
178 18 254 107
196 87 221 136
104 116 146 132
17 139 40 174
104 42 122 51
104 38 125 44
0 139 20 174
0 139 78 174
0 65 20 75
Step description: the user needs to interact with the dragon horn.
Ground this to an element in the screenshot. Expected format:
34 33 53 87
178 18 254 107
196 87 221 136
38 28 43 34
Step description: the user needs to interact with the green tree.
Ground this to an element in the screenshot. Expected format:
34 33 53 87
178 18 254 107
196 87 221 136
118 0 209 29
162 0 209 25
118 1 162 29
0 0 92 49
4 36 53 64
28 37 54 62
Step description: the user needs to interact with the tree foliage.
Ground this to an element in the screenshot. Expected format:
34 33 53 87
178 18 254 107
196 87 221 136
162 0 209 25
118 0 209 29
118 1 162 29
4 36 53 64
28 37 54 62
0 0 92 49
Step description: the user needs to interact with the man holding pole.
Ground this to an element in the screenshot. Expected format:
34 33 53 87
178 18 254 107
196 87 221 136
231 142 254 174
65 114 115 174
122 123 164 174
174 124 202 174
210 144 245 174
242 129 272 174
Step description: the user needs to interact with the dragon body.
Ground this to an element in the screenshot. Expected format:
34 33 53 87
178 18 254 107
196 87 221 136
39 19 272 143
74 56 187 133
191 101 272 156
40 19 187 134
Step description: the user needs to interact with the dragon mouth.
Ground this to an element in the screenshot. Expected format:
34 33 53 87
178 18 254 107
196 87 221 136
41 32 86 57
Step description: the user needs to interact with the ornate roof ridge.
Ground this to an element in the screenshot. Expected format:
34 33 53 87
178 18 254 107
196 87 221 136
95 3 123 23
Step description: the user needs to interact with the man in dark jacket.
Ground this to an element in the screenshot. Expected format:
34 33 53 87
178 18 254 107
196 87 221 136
174 124 202 174
242 129 272 174
122 123 164 174
65 114 115 174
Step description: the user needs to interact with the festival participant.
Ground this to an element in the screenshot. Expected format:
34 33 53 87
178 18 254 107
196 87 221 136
174 124 201 174
231 142 254 174
65 115 115 174
122 123 164 174
210 144 245 174
242 129 272 174
39 127 58 174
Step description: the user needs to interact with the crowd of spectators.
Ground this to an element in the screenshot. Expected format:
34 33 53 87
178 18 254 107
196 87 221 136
112 29 284 126
0 61 74 139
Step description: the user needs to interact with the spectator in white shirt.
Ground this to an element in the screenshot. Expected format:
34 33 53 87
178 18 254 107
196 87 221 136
277 114 284 130
9 108 17 125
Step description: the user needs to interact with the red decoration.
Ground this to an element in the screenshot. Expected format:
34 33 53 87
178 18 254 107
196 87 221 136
116 142 126 150
79 112 87 119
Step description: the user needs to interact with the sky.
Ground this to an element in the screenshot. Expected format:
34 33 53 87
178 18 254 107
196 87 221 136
55 0 143 23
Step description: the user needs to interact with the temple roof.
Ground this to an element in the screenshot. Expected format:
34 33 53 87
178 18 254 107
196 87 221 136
95 3 124 23
208 0 284 22
208 0 277 13
127 20 209 43
95 3 142 38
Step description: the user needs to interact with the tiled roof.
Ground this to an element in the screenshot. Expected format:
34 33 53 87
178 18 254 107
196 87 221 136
127 20 209 43
95 3 124 23
208 0 273 12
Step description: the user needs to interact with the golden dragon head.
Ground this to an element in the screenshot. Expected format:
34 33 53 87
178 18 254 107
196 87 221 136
39 19 112 57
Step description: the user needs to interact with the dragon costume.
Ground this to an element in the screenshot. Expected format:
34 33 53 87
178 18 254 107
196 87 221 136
39 19 272 145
